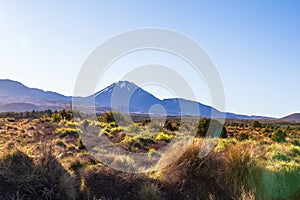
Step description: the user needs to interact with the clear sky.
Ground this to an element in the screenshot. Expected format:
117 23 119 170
0 0 299 118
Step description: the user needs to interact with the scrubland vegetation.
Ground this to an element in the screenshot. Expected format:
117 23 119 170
0 110 300 199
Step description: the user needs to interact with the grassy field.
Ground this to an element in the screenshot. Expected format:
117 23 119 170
0 111 299 200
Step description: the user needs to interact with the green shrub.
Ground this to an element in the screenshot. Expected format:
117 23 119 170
107 121 117 128
155 132 173 142
110 126 124 133
215 139 237 151
197 118 210 137
77 137 85 150
98 111 125 123
59 109 73 121
55 128 82 138
291 147 300 156
66 120 76 126
99 127 113 137
52 113 61 122
121 135 155 151
253 121 262 128
272 152 290 162
52 110 73 122
292 139 300 147
196 118 227 138
271 129 286 142
238 131 250 141
56 140 66 148
164 120 179 131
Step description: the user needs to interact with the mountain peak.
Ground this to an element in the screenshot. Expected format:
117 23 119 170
115 80 138 91
94 81 138 97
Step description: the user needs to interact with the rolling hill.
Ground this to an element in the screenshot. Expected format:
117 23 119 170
279 113 300 122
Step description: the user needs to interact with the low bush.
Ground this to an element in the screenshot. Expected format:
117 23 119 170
77 137 85 150
155 132 173 142
271 129 286 142
55 127 82 138
164 120 179 131
121 135 155 151
253 121 262 128
98 111 125 124
292 139 300 147
99 127 112 137
196 118 227 138
238 131 250 141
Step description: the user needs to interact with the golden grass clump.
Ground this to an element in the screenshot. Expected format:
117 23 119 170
158 139 204 184
223 143 256 196
0 147 78 200
238 186 256 200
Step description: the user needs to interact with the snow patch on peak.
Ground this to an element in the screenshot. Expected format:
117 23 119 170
116 81 137 91
120 82 126 88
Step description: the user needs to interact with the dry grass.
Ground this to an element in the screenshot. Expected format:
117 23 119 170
0 146 78 200
223 144 256 196
160 139 221 181
207 193 216 200
158 139 230 199
158 139 204 184
238 186 256 200
139 182 161 200
1 116 300 199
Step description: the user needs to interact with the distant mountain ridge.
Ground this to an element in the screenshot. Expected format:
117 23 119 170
0 79 284 120
0 79 71 111
0 79 70 103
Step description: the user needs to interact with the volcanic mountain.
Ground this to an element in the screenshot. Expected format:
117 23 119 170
92 81 161 114
0 79 276 120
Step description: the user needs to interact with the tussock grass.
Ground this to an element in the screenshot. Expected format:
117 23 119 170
238 186 256 200
139 182 161 200
223 144 256 196
0 147 78 200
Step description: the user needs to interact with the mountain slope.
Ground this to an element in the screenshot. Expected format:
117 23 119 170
280 113 300 121
0 79 70 112
0 79 70 103
93 81 161 113
162 98 222 117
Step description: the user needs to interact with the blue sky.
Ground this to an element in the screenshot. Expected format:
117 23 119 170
0 0 299 118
